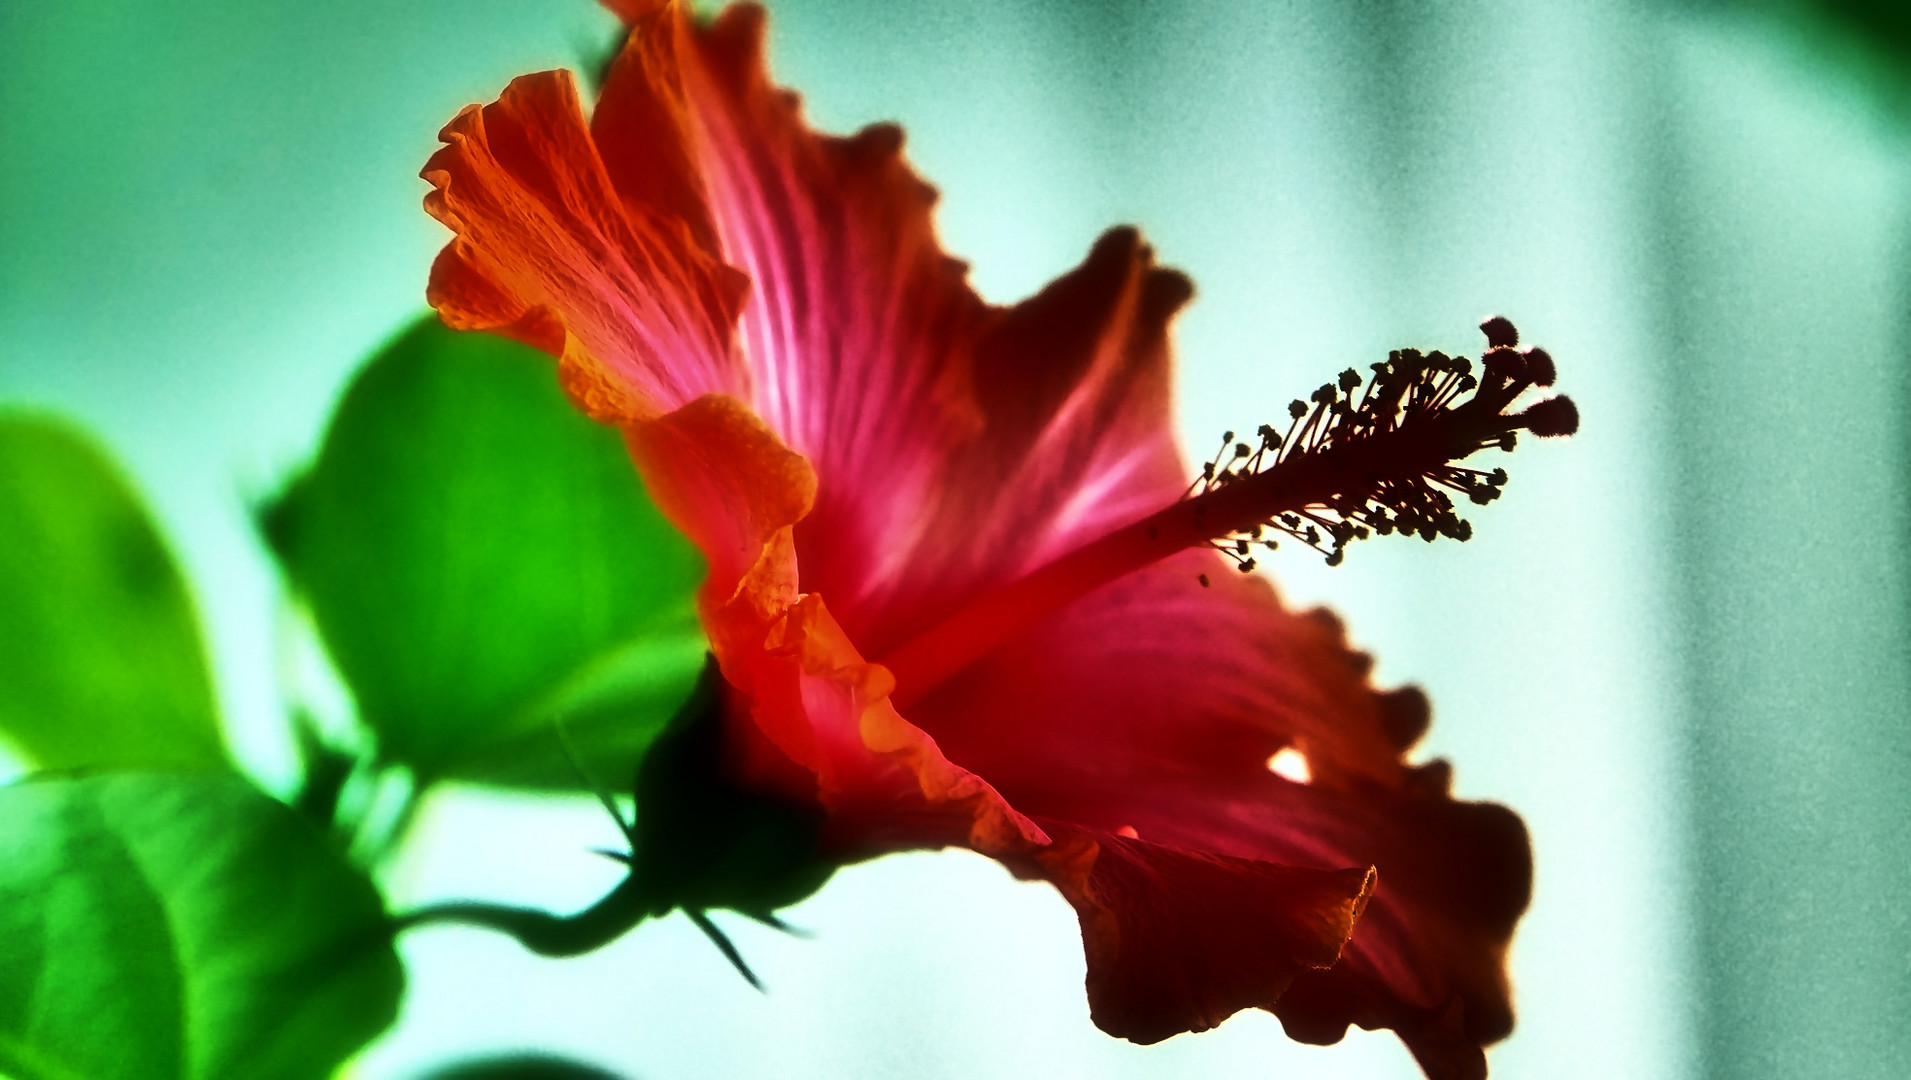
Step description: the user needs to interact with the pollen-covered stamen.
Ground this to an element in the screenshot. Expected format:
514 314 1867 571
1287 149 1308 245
882 317 1576 707
1193 318 1573 568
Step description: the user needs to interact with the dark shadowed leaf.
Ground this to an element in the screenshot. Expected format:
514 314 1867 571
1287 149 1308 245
0 771 401 1080
415 1054 630 1079
0 415 225 772
261 318 706 790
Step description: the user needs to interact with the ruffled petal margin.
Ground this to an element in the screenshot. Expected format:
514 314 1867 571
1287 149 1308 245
625 392 811 628
627 395 1049 862
424 66 749 421
1032 826 1374 1045
912 550 1530 1079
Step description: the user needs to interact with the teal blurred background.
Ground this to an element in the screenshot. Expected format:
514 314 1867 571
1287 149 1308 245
4 0 1907 1076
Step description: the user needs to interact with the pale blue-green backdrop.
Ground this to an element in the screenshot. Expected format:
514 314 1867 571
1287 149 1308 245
4 0 1907 1076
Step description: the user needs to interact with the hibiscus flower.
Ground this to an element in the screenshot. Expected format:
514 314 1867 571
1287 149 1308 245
417 1 1572 1075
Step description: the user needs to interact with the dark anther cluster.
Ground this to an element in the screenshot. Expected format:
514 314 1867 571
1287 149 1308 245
1191 316 1577 570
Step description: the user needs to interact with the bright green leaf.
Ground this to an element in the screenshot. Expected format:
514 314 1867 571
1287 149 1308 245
262 318 707 790
0 415 225 771
0 771 402 1080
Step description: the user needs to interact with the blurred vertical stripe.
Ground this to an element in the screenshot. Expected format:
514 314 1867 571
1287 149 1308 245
1651 8 1911 1076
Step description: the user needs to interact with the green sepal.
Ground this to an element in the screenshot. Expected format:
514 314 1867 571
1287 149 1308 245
627 656 836 920
393 659 836 968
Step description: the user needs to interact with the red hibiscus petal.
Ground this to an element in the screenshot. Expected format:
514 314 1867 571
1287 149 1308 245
547 6 1195 654
910 552 1529 1077
1031 825 1374 1045
625 392 812 620
419 0 997 592
423 66 749 421
627 5 990 470
819 227 1193 659
736 592 1050 858
594 5 1022 628
627 394 1050 863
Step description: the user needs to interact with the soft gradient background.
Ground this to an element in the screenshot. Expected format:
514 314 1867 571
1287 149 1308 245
4 0 1908 1076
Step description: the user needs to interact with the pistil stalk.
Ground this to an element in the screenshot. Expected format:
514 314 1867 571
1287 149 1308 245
881 317 1576 708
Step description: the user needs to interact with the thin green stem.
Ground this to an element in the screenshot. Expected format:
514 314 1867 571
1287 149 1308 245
391 874 652 958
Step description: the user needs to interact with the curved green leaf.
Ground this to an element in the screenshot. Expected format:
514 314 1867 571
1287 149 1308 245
0 771 402 1080
262 318 706 790
0 415 224 771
